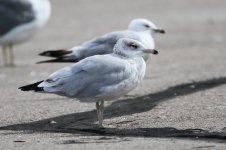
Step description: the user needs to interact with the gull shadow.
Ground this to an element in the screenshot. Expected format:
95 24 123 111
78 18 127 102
48 127 226 141
1 77 226 140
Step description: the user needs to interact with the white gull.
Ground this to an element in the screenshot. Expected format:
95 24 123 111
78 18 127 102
38 18 164 63
19 38 158 128
0 0 51 66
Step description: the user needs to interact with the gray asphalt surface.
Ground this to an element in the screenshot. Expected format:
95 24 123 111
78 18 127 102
0 0 226 149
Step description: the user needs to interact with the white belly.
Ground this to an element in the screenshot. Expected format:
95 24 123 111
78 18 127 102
0 20 39 45
139 32 155 61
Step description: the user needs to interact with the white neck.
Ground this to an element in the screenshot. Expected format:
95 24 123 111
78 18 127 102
29 0 51 27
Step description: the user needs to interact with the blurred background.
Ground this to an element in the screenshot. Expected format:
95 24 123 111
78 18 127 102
0 0 226 138
1 0 225 91
2 0 225 64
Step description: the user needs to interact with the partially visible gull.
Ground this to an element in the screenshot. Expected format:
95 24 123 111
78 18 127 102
0 0 51 66
19 38 159 128
38 18 164 63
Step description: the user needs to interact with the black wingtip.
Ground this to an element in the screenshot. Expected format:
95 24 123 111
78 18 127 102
19 81 44 92
36 58 78 64
39 50 72 58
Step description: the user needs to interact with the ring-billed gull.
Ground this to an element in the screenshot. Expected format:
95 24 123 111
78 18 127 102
0 0 51 66
19 38 158 128
37 18 163 63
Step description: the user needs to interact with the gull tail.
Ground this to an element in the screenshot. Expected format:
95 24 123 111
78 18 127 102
19 81 44 92
39 49 72 58
36 58 78 64
38 49 78 63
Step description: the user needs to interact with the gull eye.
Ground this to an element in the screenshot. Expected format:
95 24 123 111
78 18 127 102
128 42 138 49
144 24 150 28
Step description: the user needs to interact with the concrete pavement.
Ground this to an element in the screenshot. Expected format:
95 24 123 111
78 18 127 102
0 0 226 149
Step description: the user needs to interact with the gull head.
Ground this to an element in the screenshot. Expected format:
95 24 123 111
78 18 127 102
128 18 165 34
113 38 158 58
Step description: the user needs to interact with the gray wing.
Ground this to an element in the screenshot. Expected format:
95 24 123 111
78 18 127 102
39 55 131 99
70 30 141 60
38 30 143 63
0 0 35 36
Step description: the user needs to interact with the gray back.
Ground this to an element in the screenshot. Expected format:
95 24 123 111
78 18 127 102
0 0 35 36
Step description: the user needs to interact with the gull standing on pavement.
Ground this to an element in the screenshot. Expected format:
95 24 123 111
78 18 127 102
0 0 51 66
38 18 164 63
19 38 159 128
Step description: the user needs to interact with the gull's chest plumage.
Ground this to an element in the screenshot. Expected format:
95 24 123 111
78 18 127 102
98 58 146 101
127 59 145 83
135 33 154 61
139 33 154 49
